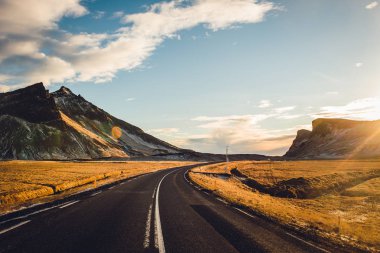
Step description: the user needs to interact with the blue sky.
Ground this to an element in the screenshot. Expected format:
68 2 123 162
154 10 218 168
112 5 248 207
0 0 379 155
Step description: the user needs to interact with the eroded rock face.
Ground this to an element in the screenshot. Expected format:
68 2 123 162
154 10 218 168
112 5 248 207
285 118 380 159
285 129 312 158
0 83 61 123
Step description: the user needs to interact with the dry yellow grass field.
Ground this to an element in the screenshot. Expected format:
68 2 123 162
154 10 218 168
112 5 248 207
0 160 197 214
193 160 380 185
190 160 380 251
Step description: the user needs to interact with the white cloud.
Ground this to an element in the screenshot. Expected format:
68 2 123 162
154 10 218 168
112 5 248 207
0 0 277 87
0 74 10 82
193 114 271 129
326 91 339 96
126 97 136 102
0 0 88 86
314 72 342 84
0 39 40 62
184 102 307 154
112 11 124 19
147 128 183 145
276 114 301 120
356 62 363 68
0 0 87 35
93 11 105 20
187 113 296 155
63 33 109 49
24 56 76 85
122 0 274 34
273 106 295 114
72 0 276 83
258 99 272 108
313 97 380 121
0 85 10 92
148 128 179 134
366 1 378 9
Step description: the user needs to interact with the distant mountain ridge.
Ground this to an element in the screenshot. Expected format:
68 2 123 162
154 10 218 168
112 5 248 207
285 118 380 159
6 83 376 161
0 83 272 161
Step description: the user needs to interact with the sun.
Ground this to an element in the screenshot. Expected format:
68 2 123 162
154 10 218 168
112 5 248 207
112 126 123 139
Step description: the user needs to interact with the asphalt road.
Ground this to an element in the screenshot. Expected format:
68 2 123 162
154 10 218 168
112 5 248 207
0 165 339 253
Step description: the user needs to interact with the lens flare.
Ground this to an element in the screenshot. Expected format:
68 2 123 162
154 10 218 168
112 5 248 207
112 126 122 139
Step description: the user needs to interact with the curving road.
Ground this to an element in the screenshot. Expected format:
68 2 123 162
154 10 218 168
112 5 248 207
0 165 340 253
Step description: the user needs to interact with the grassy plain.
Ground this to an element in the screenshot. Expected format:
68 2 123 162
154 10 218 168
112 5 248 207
190 160 380 251
0 160 196 214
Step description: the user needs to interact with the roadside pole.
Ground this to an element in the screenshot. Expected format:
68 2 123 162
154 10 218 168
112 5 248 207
225 145 229 174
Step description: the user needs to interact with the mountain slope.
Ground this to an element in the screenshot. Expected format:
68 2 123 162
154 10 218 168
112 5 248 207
52 86 180 156
285 118 380 159
0 114 109 159
0 83 182 160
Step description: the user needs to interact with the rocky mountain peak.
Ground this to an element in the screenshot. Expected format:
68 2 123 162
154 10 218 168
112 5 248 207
53 86 75 96
1 82 46 96
0 82 60 123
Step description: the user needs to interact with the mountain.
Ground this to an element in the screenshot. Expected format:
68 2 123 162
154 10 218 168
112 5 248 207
285 118 380 159
0 83 182 160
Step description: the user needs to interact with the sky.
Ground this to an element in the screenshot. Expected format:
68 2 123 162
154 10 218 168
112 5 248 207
0 0 379 155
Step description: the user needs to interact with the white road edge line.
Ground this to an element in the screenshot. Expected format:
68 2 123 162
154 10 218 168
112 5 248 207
0 220 30 235
233 207 255 219
183 170 208 196
184 169 330 253
143 204 153 248
59 200 80 209
233 207 330 253
152 186 157 199
0 206 57 225
183 171 190 183
91 191 102 197
154 169 178 253
234 207 331 253
285 232 331 253
216 197 228 204
109 186 115 190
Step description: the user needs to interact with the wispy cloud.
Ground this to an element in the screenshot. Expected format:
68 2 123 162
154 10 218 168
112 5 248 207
366 1 378 9
0 0 277 89
111 11 124 19
258 99 272 108
314 72 342 84
326 91 339 96
0 85 10 93
276 114 301 120
93 11 105 20
182 114 298 155
126 97 136 102
273 106 295 114
356 62 363 68
313 97 380 120
148 128 179 134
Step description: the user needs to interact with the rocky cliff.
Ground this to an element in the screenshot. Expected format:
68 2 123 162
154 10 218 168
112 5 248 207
285 118 380 159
